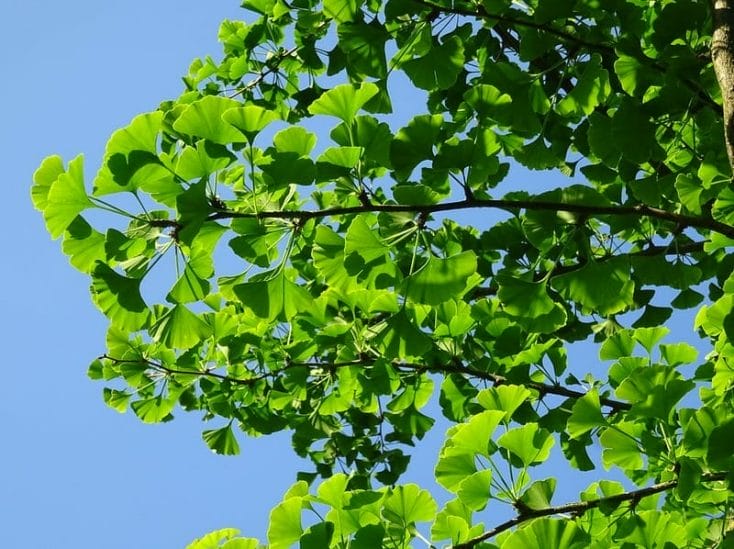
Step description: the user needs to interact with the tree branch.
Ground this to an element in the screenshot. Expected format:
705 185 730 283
101 354 630 412
471 240 707 300
711 0 734 174
413 0 720 114
393 360 630 412
452 471 729 548
201 198 734 239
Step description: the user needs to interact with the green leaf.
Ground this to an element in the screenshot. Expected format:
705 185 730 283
451 410 505 457
202 424 241 456
31 155 65 211
405 252 477 305
476 385 531 421
632 326 669 353
402 35 464 91
552 258 634 315
91 262 151 331
497 423 555 467
500 518 589 549
344 216 388 263
150 304 212 349
324 0 361 22
375 310 433 360
390 114 443 179
62 216 106 273
167 248 213 304
272 126 317 155
131 394 176 423
611 99 662 164
600 422 643 470
456 469 492 511
176 140 235 180
660 342 698 366
338 20 389 79
497 275 567 333
103 388 131 413
518 478 556 511
186 528 253 549
567 389 606 439
464 84 513 120
234 270 313 322
44 155 93 239
556 54 609 118
173 96 245 144
308 82 379 123
599 330 635 360
222 105 280 142
707 418 734 469
299 522 334 549
382 484 437 525
267 495 303 549
436 450 477 493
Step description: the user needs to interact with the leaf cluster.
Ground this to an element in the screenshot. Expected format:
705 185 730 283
32 0 734 546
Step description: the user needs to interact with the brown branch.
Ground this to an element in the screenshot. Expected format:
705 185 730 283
201 198 734 239
100 354 630 411
392 360 630 412
452 471 729 548
711 0 734 174
471 240 708 299
225 45 301 99
413 0 720 114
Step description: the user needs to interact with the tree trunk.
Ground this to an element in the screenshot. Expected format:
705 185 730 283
711 0 734 176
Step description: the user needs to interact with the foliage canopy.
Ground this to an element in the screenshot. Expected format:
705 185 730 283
33 0 734 546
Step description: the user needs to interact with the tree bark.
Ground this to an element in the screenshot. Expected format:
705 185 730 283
711 0 734 176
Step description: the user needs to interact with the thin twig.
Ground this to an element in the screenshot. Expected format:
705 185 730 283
452 471 729 548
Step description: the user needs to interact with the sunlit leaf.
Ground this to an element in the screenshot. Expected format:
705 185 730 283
308 82 379 123
404 252 477 305
202 424 241 456
173 96 245 144
498 423 555 467
44 155 93 239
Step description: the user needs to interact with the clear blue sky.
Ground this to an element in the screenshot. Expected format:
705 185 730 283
1 2 311 547
1 2 708 548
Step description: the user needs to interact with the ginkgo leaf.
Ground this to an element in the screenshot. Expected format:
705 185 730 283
62 216 106 273
267 496 303 549
150 304 212 349
323 0 361 23
374 310 433 360
390 114 443 179
131 393 178 424
500 518 589 549
176 140 235 180
498 423 555 467
450 410 505 457
173 95 245 144
382 484 437 525
233 270 313 322
435 451 477 493
404 252 477 305
91 262 151 331
402 36 464 91
552 258 635 315
222 105 280 142
456 469 492 511
202 424 241 456
44 155 93 239
567 389 606 439
344 216 388 263
477 385 532 421
31 154 65 211
308 82 379 123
